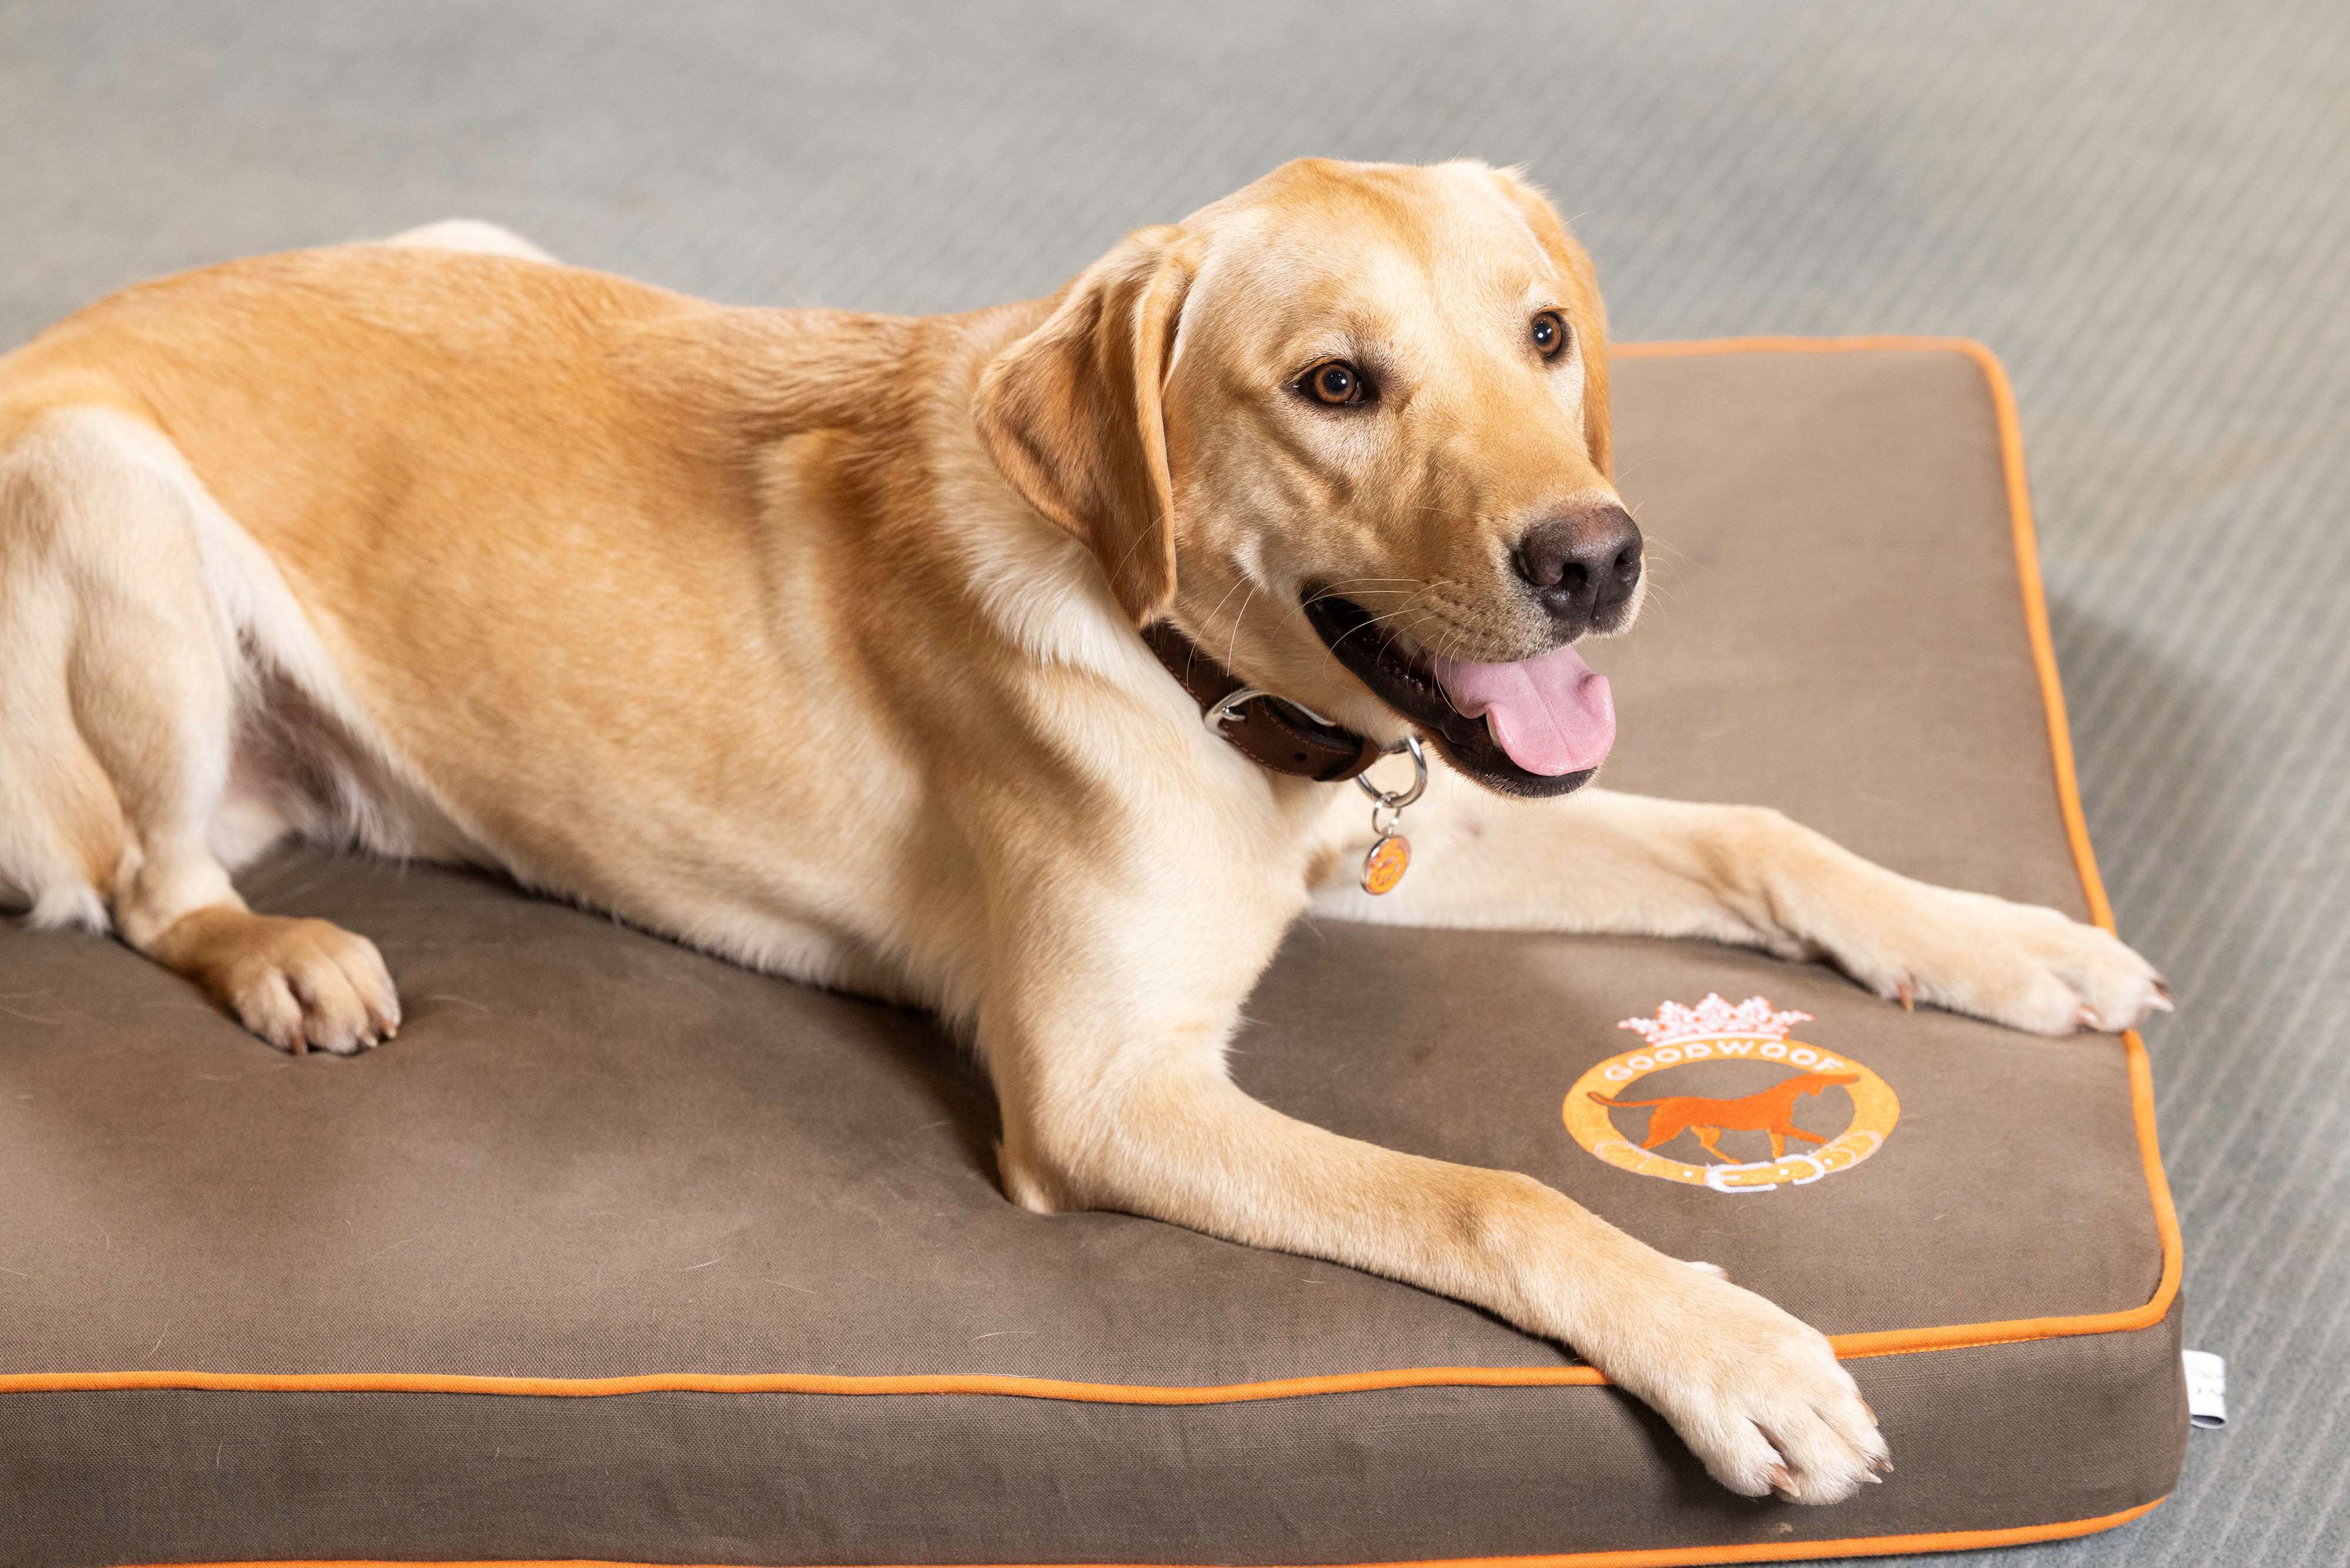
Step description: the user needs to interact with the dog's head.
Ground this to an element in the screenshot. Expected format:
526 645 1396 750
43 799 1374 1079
975 157 1633 797
1797 1072 1862 1097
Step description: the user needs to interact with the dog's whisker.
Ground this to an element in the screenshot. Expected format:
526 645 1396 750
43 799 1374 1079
1328 593 1447 657
1198 572 1253 633
1223 582 1259 669
1295 579 1428 610
1377 606 1456 666
1288 577 1453 632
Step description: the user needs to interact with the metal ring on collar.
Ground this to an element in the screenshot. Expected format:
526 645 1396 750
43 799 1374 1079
1356 734 1428 809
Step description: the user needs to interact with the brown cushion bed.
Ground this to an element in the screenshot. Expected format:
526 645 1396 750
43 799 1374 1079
0 338 2185 1567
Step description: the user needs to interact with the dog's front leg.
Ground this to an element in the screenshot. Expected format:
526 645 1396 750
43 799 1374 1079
1311 770 2168 1036
981 872 1888 1504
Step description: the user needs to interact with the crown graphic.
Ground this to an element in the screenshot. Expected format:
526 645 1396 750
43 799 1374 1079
1617 993 1812 1047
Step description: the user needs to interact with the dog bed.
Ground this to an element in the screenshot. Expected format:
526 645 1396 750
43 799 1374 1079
0 338 2185 1567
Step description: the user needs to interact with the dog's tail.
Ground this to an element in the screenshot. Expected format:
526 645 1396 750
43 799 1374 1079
1587 1091 1670 1109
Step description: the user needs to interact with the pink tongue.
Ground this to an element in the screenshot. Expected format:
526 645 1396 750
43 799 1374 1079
1429 645 1615 776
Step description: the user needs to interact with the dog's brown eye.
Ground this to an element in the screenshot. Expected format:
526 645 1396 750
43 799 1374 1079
1532 310 1570 360
1301 359 1371 407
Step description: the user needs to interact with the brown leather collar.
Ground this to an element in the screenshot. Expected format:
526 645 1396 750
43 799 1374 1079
1142 622 1388 783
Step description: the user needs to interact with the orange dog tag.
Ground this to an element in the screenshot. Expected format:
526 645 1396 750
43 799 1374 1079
1361 834 1410 895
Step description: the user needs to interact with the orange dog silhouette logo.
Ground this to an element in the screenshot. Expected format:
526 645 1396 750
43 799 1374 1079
1563 995 1899 1193
1588 1071 1862 1163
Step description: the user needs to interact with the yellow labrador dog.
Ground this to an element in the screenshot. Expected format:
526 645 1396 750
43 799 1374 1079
0 161 2166 1503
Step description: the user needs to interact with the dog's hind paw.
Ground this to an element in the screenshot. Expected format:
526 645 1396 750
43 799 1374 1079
151 908 401 1055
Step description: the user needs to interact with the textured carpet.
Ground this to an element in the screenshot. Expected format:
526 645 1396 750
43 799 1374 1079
2 2 2344 1563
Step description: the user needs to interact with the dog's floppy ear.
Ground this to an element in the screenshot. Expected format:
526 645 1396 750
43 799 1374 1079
1490 169 1612 479
974 226 1193 626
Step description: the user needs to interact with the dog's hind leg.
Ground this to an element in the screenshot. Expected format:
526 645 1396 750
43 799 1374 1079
0 410 398 1053
0 508 119 936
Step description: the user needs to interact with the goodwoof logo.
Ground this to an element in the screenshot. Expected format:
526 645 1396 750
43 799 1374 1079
1563 994 1899 1193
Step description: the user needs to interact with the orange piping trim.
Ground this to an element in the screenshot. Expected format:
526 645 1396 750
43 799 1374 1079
3 337 2181 1407
125 1497 2165 1568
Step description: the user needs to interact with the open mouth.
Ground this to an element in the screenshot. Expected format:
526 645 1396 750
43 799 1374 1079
1301 593 1614 798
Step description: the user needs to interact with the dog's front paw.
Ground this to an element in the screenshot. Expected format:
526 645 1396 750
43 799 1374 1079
1829 883 2168 1036
1592 1262 1888 1503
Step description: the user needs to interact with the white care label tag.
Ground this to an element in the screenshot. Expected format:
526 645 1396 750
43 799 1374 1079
2183 1349 2227 1429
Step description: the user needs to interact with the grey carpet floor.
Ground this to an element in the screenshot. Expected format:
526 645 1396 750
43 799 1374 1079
2 2 2344 1562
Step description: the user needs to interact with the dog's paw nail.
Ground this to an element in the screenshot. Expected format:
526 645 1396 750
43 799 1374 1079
2074 1005 2101 1031
1873 1456 1895 1475
1766 1464 1794 1500
1865 1469 1885 1484
2151 979 2174 1011
1895 979 1915 1012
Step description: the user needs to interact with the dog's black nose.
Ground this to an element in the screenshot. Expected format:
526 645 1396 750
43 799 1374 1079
1514 505 1643 634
